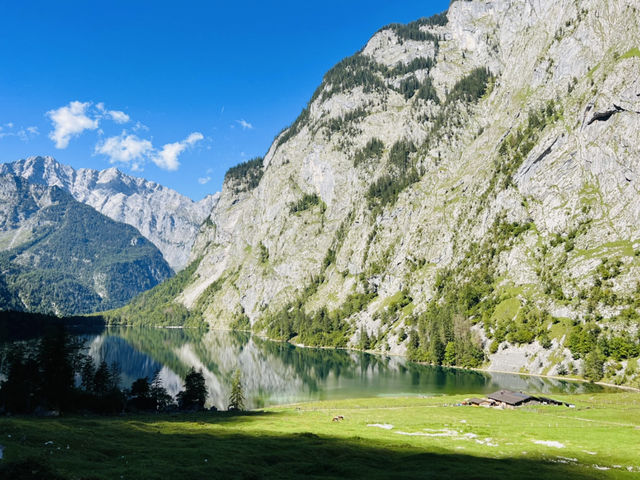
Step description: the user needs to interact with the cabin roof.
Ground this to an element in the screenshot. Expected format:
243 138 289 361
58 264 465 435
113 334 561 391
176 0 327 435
487 390 532 405
536 396 566 405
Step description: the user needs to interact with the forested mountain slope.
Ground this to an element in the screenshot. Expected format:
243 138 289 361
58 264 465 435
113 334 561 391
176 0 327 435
0 156 218 271
0 174 173 315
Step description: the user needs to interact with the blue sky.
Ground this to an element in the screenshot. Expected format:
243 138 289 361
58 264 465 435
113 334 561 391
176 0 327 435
0 0 449 200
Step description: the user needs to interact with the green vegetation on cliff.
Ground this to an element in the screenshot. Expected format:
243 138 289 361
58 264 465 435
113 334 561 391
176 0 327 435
274 13 446 150
289 193 326 215
224 157 264 193
102 259 204 328
255 273 377 347
353 137 385 167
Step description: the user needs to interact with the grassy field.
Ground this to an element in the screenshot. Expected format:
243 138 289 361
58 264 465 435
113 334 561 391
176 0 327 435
1 393 638 479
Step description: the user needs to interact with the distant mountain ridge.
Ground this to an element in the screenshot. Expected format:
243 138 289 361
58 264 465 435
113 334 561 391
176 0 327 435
0 156 219 270
0 173 173 315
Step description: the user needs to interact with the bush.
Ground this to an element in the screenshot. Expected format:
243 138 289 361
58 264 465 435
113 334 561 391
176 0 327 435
494 100 560 185
398 76 421 99
566 323 599 359
289 193 325 214
366 139 420 212
415 78 439 103
386 57 435 78
353 138 384 167
230 311 251 331
446 68 493 104
259 242 269 263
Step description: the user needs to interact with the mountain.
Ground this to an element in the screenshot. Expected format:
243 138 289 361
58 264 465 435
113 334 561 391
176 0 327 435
0 173 173 315
0 156 219 271
109 0 640 386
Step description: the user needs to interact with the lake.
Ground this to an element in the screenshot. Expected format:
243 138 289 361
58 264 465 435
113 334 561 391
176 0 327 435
71 327 607 409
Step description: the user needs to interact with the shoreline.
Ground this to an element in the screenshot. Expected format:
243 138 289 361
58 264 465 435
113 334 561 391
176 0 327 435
258 333 639 392
466 367 640 392
106 324 639 393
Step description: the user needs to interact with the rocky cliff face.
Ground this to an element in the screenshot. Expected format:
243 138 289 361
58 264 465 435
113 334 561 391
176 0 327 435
0 174 173 315
136 0 640 385
0 156 219 271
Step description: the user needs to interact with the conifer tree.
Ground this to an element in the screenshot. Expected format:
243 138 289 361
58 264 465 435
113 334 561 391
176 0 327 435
228 369 245 411
150 370 173 412
177 367 207 410
583 349 605 382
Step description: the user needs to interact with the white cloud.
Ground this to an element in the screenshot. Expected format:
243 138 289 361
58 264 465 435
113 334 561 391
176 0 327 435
236 119 253 130
133 121 149 132
47 101 132 148
95 102 129 123
185 132 204 145
108 110 130 124
152 132 204 171
198 176 211 185
95 132 153 170
47 101 99 148
95 130 203 172
17 127 39 141
0 124 39 141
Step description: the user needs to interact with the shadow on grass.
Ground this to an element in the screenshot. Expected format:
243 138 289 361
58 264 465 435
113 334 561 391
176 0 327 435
122 409 284 427
0 415 608 480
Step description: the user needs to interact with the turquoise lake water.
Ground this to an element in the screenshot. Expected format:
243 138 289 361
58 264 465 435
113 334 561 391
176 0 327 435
76 327 607 409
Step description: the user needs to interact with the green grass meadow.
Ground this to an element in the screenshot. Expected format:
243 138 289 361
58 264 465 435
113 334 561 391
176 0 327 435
1 393 638 479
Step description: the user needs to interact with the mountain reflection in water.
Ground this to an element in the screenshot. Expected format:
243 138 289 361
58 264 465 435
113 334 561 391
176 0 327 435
82 327 606 410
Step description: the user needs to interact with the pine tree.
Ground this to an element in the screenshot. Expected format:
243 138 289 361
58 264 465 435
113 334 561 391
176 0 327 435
443 341 456 366
38 326 79 410
150 371 173 412
93 361 111 396
80 356 96 393
130 377 152 410
583 349 605 382
0 344 40 413
359 328 371 350
177 367 207 410
228 369 245 411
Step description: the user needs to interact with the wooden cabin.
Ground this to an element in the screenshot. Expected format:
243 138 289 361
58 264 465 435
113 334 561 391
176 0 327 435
487 390 533 407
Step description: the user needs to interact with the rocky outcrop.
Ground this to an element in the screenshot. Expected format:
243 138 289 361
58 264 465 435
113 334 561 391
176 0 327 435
0 156 219 270
134 1 640 384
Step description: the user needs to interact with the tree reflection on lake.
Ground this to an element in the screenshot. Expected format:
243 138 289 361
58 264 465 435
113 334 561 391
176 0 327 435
77 327 608 409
